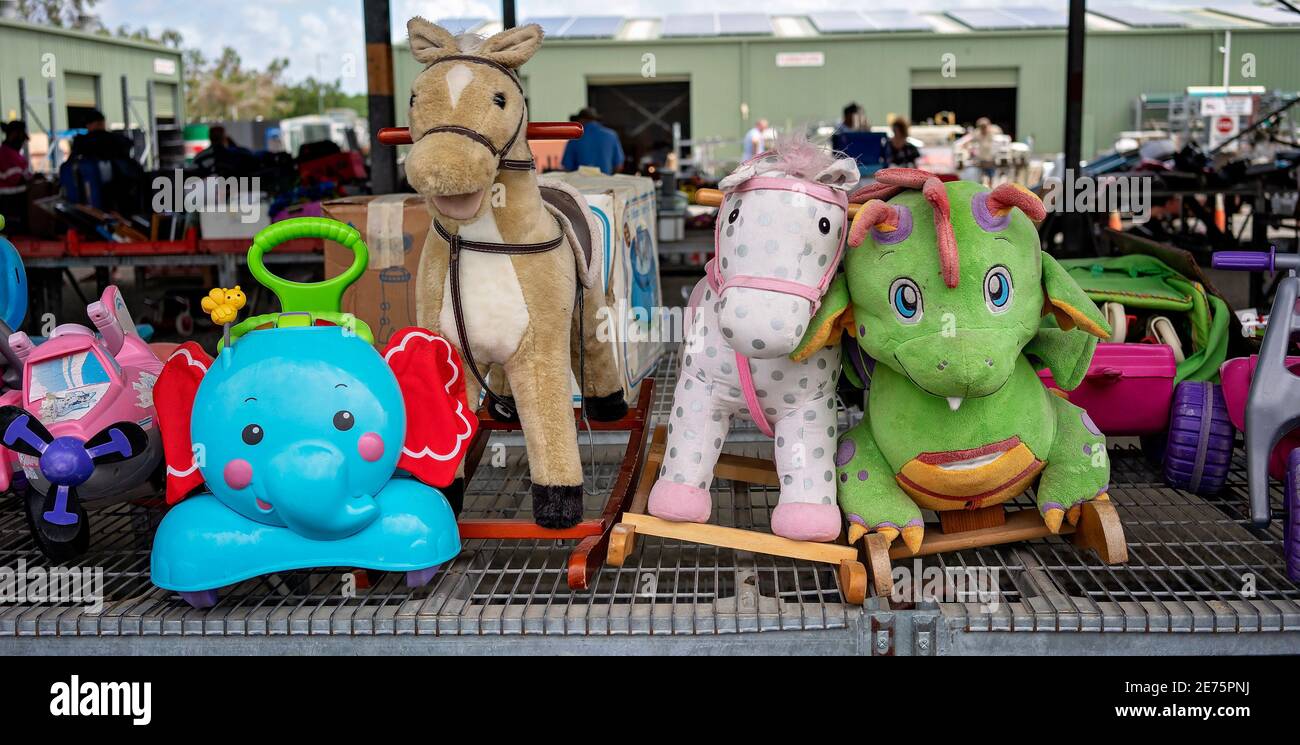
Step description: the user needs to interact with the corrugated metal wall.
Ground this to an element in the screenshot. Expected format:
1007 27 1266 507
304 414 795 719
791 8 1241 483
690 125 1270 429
0 19 184 131
394 26 1300 159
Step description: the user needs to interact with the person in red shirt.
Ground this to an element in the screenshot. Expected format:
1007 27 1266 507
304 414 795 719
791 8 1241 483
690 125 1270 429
0 121 31 233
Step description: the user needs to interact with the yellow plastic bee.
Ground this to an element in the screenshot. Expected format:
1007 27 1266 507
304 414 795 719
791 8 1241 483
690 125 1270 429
201 286 247 326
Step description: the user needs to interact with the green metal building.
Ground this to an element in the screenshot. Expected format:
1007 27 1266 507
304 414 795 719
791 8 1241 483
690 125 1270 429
394 8 1300 162
0 17 184 140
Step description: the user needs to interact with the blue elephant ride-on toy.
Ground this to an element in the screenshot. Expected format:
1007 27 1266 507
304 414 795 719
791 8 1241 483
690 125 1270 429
150 218 477 608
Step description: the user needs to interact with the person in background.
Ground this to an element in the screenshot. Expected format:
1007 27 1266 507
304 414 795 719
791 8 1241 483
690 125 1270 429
741 118 769 161
834 103 865 137
562 107 624 175
970 117 1000 184
70 109 132 162
0 121 32 233
885 116 921 168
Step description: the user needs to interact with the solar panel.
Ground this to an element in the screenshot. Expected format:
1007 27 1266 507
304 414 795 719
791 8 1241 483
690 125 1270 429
948 9 1032 29
1209 3 1300 25
1090 5 1188 27
863 10 934 31
525 16 575 36
1003 7 1068 27
717 13 773 35
808 11 872 33
662 13 718 37
559 15 623 38
435 17 486 35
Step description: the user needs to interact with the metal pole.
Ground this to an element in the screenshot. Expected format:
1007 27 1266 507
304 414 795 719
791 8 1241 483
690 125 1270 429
47 79 59 173
16 78 28 163
503 0 516 29
121 75 130 130
146 79 157 170
364 0 398 194
1062 0 1087 251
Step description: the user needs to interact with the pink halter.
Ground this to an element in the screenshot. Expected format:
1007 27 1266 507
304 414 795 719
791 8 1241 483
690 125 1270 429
702 174 848 437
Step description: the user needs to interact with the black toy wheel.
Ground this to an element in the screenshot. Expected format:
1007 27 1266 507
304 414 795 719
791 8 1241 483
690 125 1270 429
23 487 91 562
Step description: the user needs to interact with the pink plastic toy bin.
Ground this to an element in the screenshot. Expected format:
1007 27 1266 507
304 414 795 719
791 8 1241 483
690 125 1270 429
1037 342 1177 436
1221 355 1300 481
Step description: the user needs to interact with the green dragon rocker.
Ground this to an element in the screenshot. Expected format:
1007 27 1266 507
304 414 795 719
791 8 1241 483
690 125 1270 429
793 169 1113 554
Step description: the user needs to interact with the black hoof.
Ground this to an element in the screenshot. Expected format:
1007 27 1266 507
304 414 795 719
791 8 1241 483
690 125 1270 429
442 478 466 517
583 390 628 422
487 396 520 423
531 484 583 529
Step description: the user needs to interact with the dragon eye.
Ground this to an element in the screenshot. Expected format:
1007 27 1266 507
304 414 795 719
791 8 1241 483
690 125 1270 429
818 217 831 235
241 424 264 445
889 278 923 324
984 266 1013 313
493 92 506 108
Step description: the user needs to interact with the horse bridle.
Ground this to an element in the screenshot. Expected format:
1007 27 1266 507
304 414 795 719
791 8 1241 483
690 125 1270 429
433 220 566 421
413 54 534 172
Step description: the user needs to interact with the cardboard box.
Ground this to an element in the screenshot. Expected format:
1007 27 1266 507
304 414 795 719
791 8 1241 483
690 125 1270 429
545 171 665 399
322 194 427 348
324 178 665 401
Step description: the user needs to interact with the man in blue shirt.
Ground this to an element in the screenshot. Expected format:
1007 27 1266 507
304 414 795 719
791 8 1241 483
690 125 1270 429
562 108 625 175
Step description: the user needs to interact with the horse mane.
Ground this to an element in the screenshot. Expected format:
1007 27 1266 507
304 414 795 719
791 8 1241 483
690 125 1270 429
751 131 845 181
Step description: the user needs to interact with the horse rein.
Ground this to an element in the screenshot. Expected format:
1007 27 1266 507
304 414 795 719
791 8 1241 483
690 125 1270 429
433 219 566 420
414 54 535 172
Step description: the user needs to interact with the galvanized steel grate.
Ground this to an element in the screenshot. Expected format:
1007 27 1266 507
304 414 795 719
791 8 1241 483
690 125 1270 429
0 354 1297 640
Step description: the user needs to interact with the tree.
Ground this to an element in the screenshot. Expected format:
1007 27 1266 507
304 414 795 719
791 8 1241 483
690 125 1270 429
15 0 101 29
278 78 368 119
185 47 291 121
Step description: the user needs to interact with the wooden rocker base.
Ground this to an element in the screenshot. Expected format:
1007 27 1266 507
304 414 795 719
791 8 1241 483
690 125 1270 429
865 499 1129 601
459 378 654 591
607 425 870 605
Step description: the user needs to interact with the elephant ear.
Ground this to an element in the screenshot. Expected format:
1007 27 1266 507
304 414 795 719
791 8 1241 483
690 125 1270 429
155 342 211 505
384 328 477 489
792 273 856 362
1041 252 1110 340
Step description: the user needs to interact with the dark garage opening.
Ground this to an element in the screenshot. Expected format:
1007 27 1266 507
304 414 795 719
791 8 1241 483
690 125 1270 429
911 87 1018 138
586 80 690 173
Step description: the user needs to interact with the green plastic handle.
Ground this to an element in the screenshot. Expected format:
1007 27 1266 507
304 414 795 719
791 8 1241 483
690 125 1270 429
248 217 369 314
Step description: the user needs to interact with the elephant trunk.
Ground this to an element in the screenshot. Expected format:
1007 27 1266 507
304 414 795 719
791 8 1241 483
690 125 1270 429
265 440 379 540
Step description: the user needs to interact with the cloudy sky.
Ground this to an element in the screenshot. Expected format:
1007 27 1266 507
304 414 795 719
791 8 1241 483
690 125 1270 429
94 0 1274 92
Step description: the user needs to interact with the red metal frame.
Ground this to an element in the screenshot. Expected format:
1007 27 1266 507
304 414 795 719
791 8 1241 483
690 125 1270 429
459 378 654 590
376 122 584 147
9 229 324 260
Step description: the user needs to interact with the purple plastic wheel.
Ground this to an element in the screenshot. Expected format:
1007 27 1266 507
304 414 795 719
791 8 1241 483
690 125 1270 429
405 565 440 588
180 590 219 609
1163 381 1234 495
1286 450 1300 583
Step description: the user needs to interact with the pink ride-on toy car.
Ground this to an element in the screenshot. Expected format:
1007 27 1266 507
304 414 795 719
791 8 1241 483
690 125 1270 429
0 286 165 560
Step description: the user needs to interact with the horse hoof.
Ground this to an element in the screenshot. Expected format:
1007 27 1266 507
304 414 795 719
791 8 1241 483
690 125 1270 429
647 480 712 523
583 390 628 422
531 484 583 529
771 502 842 542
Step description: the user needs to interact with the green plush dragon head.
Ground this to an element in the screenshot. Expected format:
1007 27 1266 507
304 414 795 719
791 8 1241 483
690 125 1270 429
795 169 1110 402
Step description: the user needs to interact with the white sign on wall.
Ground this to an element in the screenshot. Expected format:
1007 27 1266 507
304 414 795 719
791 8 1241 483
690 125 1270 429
1200 96 1253 117
776 52 825 68
153 58 177 76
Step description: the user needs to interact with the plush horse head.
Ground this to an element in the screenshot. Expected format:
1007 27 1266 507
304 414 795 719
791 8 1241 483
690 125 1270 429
404 19 543 222
710 139 858 359
806 169 1110 404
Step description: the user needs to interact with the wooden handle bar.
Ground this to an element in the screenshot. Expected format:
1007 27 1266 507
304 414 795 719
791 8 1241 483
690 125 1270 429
377 122 584 146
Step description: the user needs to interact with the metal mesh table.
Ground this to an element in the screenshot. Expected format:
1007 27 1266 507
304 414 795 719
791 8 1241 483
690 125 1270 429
1 354 1297 654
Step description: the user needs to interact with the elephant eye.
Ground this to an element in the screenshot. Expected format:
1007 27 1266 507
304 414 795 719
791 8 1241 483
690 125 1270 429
493 92 506 109
889 278 923 324
818 217 831 235
984 266 1013 313
333 411 355 431
242 424 264 445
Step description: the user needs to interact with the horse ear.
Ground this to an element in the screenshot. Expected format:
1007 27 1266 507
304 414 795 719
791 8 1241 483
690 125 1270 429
407 17 460 65
154 342 211 504
478 24 544 68
718 162 759 192
384 328 477 489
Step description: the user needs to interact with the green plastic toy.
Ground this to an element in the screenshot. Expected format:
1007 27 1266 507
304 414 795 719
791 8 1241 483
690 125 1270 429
226 217 373 347
793 170 1112 553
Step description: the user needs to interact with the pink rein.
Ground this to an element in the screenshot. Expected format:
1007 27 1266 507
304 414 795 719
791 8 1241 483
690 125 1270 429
702 175 848 437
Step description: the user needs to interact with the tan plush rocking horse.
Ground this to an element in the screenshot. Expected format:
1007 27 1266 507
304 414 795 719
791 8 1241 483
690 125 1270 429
404 18 627 528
